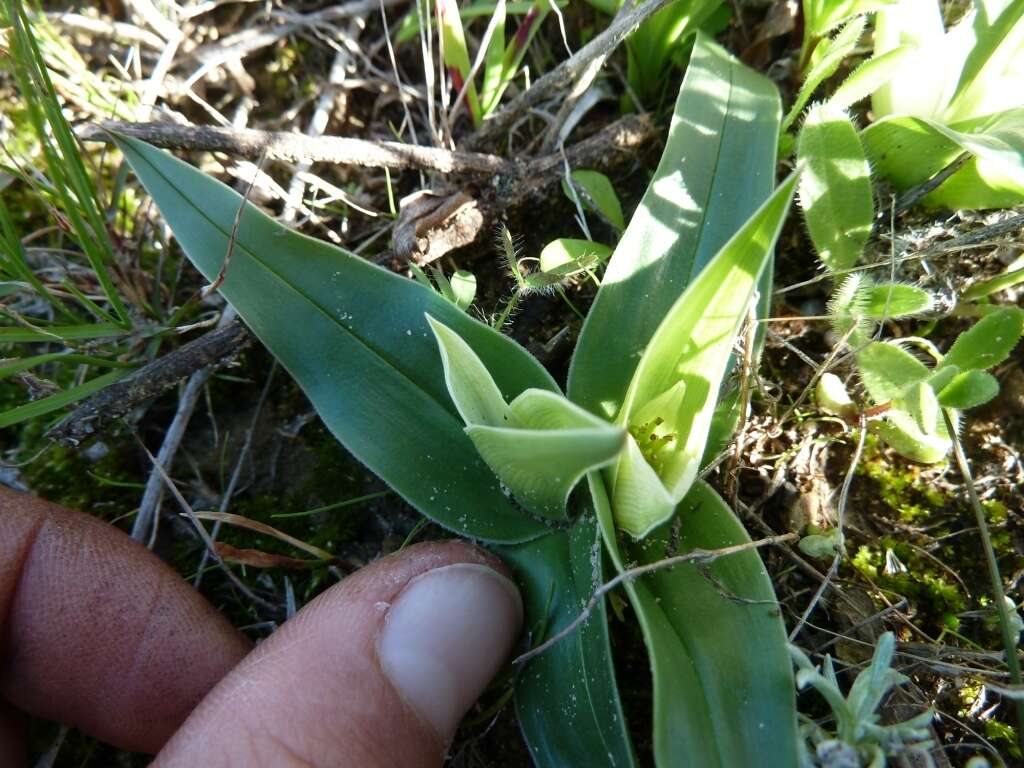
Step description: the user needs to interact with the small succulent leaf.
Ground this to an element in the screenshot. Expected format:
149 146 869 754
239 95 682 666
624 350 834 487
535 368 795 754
816 372 856 418
538 239 612 275
939 306 1024 371
569 34 781 422
496 518 637 767
784 16 865 132
114 134 552 544
873 406 952 463
937 369 1001 409
589 476 799 765
615 173 798 520
925 364 959 394
450 269 477 310
863 283 933 318
606 436 676 539
427 315 510 427
830 43 918 110
797 102 874 272
467 422 624 520
857 342 930 402
563 170 626 231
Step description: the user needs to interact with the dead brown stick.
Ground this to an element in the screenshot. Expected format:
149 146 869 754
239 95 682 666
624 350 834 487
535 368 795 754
78 121 511 176
514 531 798 665
464 0 675 151
47 320 250 445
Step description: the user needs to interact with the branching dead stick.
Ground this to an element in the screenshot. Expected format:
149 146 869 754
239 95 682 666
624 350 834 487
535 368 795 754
465 0 674 151
514 532 797 665
47 320 249 446
79 121 510 176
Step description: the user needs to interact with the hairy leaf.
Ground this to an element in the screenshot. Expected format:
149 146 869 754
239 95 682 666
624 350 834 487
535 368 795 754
857 342 930 402
784 16 865 133
862 283 933 318
939 306 1024 371
937 369 1001 409
797 102 874 271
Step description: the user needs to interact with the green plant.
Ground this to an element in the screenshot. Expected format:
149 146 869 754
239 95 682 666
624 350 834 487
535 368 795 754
791 632 935 767
817 306 1024 463
583 0 727 108
113 34 800 767
862 0 1024 209
433 0 549 126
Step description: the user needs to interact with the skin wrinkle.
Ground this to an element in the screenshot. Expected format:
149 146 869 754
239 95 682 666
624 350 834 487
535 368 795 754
0 488 250 754
0 512 44 665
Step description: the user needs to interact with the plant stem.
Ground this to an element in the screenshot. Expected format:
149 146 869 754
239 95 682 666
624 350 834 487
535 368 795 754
945 410 1024 749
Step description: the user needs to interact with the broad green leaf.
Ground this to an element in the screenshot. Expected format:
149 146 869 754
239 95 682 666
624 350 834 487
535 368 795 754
538 239 612 275
857 342 930 402
862 283 933 318
562 170 625 231
427 314 509 427
830 43 918 109
797 102 873 272
938 306 1024 371
570 33 781 422
115 134 553 544
784 16 865 133
590 475 799 767
937 369 1001 409
861 109 1024 210
608 172 798 537
496 517 636 767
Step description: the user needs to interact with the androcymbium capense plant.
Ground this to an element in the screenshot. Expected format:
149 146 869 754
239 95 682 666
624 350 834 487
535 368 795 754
117 34 800 768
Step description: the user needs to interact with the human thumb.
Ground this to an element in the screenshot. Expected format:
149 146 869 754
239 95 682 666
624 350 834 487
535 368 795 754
153 540 523 768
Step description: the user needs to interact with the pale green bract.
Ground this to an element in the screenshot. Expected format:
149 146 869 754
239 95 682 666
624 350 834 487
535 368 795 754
428 315 625 521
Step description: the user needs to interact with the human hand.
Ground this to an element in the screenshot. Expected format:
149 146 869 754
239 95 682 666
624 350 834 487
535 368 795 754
0 487 523 767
